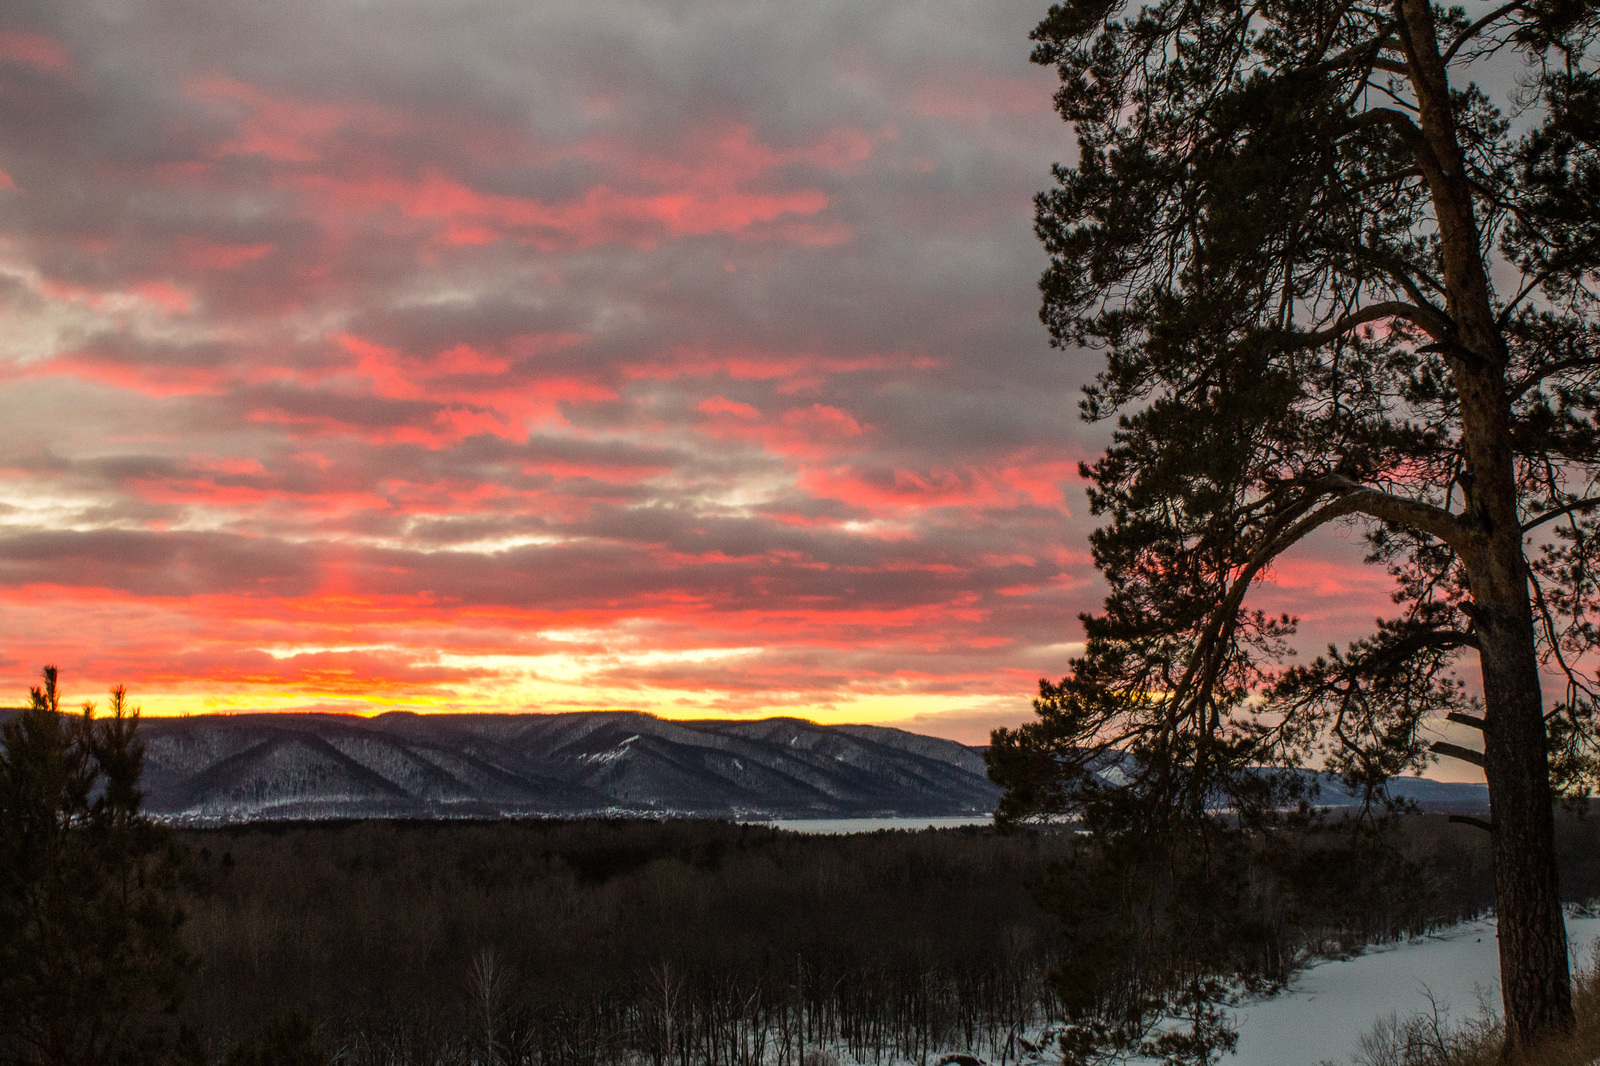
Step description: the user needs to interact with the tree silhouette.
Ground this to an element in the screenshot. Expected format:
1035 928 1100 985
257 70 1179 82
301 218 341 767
988 0 1600 1056
0 668 192 1066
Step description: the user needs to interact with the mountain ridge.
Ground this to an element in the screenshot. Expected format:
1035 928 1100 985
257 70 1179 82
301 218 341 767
0 707 1491 824
126 710 1000 824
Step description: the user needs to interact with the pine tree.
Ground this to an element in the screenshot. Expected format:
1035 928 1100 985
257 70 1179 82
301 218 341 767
0 668 192 1066
987 0 1600 1055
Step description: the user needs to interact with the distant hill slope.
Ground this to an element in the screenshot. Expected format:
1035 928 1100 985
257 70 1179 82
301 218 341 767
0 707 1491 824
129 711 1002 824
1319 773 1490 811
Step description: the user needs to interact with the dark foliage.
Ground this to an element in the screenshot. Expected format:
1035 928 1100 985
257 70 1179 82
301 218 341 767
991 0 1600 1056
221 1016 327 1066
167 811 1600 1066
0 668 192 1066
174 818 1071 1066
1030 812 1484 1064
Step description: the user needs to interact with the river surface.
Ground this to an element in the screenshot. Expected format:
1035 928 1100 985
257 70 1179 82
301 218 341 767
764 815 994 834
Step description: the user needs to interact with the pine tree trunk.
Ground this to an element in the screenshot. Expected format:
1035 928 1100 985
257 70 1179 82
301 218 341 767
1476 575 1574 1050
1394 0 1575 1047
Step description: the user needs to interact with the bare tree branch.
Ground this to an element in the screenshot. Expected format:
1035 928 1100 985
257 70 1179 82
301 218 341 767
1522 497 1600 533
1450 814 1495 831
1286 301 1452 348
1509 353 1600 399
1325 475 1469 548
1441 1 1528 65
1431 740 1486 767
1342 107 1425 145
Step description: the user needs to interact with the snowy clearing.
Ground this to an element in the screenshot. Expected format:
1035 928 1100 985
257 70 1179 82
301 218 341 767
1221 916 1600 1065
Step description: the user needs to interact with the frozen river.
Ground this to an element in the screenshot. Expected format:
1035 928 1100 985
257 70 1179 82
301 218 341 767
764 815 994 834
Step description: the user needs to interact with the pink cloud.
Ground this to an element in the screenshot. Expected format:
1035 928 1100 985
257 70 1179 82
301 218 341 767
291 167 830 249
176 238 275 269
132 280 196 314
627 345 938 383
0 30 70 73
169 79 870 250
188 74 408 163
700 401 870 460
782 404 864 436
699 395 761 419
799 453 1078 513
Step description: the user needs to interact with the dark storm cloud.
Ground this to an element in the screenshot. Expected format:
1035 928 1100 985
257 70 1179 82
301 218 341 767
0 528 318 596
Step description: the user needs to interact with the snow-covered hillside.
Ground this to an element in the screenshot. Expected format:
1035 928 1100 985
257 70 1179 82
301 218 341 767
136 711 1002 823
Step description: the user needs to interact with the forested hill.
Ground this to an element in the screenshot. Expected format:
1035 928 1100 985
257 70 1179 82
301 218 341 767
126 711 1002 824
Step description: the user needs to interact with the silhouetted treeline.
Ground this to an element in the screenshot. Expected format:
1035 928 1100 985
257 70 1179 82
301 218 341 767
176 820 1068 1066
1401 809 1600 934
171 812 1600 1066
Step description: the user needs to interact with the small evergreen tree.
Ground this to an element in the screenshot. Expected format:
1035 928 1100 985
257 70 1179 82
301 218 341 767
0 667 192 1066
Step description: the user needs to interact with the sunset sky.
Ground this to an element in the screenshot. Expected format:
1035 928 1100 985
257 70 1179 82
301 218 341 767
0 0 1397 742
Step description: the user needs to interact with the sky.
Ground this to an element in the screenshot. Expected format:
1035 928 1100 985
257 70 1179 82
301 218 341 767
0 0 1401 744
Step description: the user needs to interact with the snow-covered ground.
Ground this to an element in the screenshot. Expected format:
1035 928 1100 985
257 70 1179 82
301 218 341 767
1222 916 1600 1065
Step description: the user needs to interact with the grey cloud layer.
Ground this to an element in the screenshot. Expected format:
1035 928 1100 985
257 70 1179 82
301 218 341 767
0 0 1121 724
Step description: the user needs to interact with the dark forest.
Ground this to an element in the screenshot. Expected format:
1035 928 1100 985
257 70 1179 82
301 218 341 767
170 814 1600 1066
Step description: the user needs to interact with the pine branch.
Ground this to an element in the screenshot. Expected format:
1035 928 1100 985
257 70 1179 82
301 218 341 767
1449 814 1495 832
1285 301 1452 348
1342 107 1426 146
1323 476 1468 549
1522 497 1600 533
1171 481 1463 716
1430 740 1486 767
